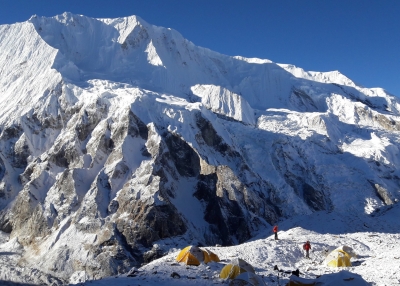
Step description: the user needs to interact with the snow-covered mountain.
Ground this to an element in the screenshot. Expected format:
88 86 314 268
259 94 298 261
0 12 399 283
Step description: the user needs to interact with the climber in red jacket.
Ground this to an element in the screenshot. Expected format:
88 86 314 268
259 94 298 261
303 241 311 258
273 225 278 240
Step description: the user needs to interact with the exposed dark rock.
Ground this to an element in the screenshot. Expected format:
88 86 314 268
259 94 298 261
129 111 148 140
356 106 400 131
98 133 115 154
13 139 30 169
20 84 64 141
143 245 164 263
171 272 180 279
195 174 233 245
145 124 162 157
0 156 6 181
75 99 108 141
290 88 318 112
302 183 325 211
50 143 81 168
110 109 147 145
195 113 229 153
164 132 200 177
49 147 69 168
122 24 149 49
0 125 31 170
271 140 330 212
141 146 151 157
370 182 393 205
19 163 34 185
0 212 12 233
9 190 51 244
333 83 389 111
108 200 119 214
23 113 42 135
48 170 80 225
194 168 275 245
116 202 187 249
0 124 23 141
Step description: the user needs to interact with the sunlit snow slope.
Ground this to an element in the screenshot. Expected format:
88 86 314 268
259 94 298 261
0 12 399 282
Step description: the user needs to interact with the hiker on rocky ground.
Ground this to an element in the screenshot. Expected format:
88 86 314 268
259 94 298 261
303 241 311 259
273 225 278 240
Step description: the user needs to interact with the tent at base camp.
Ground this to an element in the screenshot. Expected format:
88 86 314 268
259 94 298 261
339 246 358 258
286 275 317 286
176 245 220 266
323 246 357 267
220 264 247 279
286 271 370 286
230 258 256 273
229 272 266 286
220 258 256 279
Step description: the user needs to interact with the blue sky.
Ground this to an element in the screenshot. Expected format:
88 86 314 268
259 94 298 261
1 0 399 96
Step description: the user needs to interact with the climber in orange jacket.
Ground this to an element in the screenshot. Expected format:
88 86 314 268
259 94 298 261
273 225 278 240
303 241 311 258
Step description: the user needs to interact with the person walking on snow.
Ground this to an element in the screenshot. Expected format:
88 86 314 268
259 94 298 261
303 241 311 258
273 225 278 240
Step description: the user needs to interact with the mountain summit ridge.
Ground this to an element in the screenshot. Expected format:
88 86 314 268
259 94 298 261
0 13 399 283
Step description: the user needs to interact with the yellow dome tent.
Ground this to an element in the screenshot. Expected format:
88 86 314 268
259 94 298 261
176 245 220 266
220 258 255 279
202 247 220 263
220 264 246 279
230 258 255 273
323 248 352 267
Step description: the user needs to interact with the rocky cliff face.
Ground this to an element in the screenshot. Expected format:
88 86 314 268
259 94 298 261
0 12 399 281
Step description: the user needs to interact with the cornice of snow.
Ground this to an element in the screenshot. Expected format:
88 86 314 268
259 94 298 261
232 56 273 64
278 64 357 87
